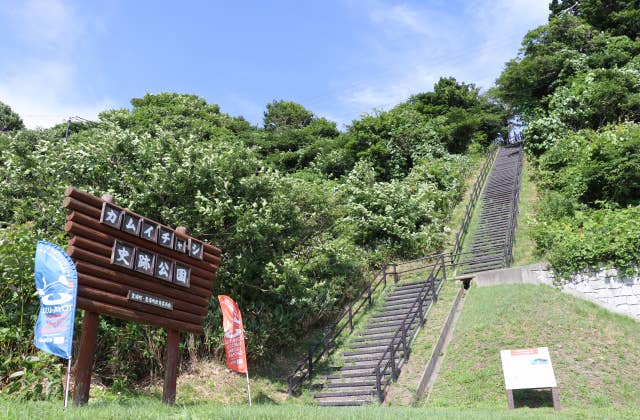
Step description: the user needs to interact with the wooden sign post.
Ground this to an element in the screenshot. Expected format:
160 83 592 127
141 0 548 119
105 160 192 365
63 187 221 405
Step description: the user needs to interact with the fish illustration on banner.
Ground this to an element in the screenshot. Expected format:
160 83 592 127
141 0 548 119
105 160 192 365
218 295 248 373
34 241 78 360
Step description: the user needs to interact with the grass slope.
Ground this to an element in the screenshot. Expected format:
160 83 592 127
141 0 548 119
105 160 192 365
385 277 462 405
511 156 540 266
427 284 640 415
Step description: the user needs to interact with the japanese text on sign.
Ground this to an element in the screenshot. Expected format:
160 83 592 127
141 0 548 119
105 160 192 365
100 203 203 260
111 240 191 287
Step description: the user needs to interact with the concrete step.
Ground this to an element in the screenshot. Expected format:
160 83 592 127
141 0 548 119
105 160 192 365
325 380 377 388
317 399 372 406
313 389 375 399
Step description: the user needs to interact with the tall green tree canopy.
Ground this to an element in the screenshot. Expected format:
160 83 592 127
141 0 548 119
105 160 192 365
550 0 640 38
263 99 314 130
0 101 24 132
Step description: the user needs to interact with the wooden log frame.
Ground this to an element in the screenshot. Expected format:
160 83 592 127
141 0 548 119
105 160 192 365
64 187 222 406
63 187 220 335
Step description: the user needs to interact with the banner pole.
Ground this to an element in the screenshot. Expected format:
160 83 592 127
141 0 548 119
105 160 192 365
63 357 72 410
246 371 252 406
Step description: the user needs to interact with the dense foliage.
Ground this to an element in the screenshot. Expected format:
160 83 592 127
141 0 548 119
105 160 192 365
0 79 506 393
0 101 24 132
495 1 640 277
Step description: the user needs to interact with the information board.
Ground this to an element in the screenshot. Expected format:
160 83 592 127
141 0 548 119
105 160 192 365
500 347 557 390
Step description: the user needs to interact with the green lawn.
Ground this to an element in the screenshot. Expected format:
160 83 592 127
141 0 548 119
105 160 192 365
426 284 640 415
2 397 638 419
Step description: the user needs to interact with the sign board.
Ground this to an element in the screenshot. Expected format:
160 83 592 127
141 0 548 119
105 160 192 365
500 347 557 390
63 186 222 406
500 347 560 410
63 187 221 334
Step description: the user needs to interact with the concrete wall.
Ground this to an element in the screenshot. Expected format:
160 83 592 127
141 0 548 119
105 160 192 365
471 264 640 321
473 263 554 287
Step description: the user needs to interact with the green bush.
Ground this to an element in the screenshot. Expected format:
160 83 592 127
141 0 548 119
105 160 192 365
0 91 473 387
532 205 640 277
537 123 640 206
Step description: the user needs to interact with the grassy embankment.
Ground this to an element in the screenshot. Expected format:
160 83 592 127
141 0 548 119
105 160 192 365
425 283 640 417
511 156 540 266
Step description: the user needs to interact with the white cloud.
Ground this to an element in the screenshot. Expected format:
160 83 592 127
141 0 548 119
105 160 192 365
10 0 82 49
0 0 110 128
369 4 431 36
336 0 549 116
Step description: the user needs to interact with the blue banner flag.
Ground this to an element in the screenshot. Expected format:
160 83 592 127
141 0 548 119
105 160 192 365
33 241 78 360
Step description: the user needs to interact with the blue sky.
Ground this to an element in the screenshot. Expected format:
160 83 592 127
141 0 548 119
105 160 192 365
1 0 549 129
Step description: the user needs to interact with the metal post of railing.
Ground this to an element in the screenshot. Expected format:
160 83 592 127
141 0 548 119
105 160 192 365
308 349 313 378
389 344 397 379
392 263 398 283
401 322 408 361
367 285 372 305
348 304 353 331
375 366 383 403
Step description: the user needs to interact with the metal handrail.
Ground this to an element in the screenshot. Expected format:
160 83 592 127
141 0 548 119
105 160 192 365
503 142 524 267
287 264 394 394
287 138 505 396
451 143 500 264
374 255 446 402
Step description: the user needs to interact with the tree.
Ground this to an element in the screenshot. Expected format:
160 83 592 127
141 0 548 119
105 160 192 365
263 100 314 130
410 77 509 152
550 0 640 38
0 101 25 131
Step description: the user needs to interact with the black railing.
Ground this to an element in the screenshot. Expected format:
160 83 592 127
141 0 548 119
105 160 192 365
374 255 446 402
286 139 503 396
503 142 524 267
451 143 499 263
287 264 396 394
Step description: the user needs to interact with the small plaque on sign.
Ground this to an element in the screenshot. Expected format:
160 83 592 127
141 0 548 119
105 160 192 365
100 203 122 229
134 249 155 276
174 237 187 253
158 227 174 249
188 238 204 260
122 212 141 236
111 240 135 269
155 256 173 282
140 220 158 242
174 264 191 287
127 290 173 310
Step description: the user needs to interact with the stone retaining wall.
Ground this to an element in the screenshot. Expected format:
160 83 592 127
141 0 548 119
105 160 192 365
560 267 640 321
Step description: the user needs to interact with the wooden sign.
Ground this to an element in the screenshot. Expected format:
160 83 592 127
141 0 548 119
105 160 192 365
63 187 221 406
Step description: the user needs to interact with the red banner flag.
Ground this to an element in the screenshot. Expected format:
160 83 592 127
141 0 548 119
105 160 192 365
218 295 248 373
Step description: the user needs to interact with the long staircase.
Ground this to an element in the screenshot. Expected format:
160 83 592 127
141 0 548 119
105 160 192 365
457 144 523 274
290 142 524 406
312 273 442 406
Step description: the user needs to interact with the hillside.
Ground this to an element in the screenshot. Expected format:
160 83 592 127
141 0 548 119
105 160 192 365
427 284 640 415
2 0 640 413
0 81 508 397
